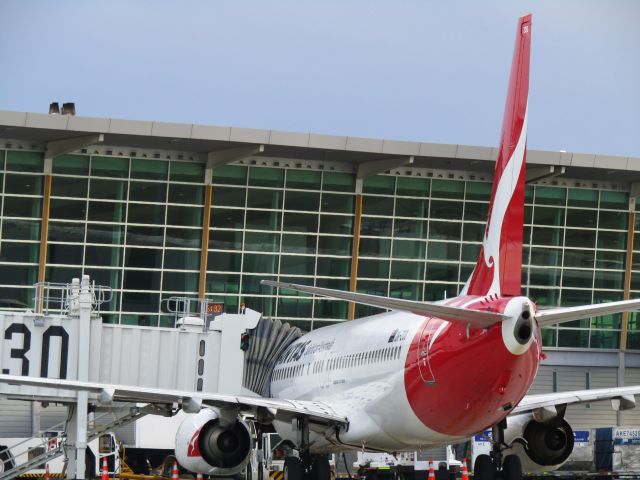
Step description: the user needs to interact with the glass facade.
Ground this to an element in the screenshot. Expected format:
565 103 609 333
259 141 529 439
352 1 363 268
0 147 634 349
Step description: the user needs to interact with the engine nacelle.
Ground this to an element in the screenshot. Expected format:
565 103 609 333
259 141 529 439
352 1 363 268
175 409 252 476
502 413 574 473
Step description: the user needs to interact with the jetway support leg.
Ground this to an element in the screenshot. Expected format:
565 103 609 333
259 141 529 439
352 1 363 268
65 396 89 480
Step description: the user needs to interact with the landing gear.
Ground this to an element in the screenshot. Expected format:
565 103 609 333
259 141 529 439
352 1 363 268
284 417 331 480
473 421 523 480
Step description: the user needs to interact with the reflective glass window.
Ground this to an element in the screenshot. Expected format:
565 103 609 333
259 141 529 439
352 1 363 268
85 246 123 267
596 251 625 270
91 156 129 178
48 221 85 243
209 229 242 250
320 215 352 235
426 263 458 281
565 229 596 248
170 161 205 183
322 172 355 192
129 181 167 203
52 154 89 175
358 259 390 278
427 242 460 261
167 206 203 227
563 249 594 268
286 169 321 190
169 183 204 205
361 217 392 236
280 255 315 275
208 251 241 271
533 207 565 226
86 224 124 245
529 268 561 287
395 197 427 218
48 243 83 264
599 211 628 230
363 176 394 195
285 190 320 211
566 208 597 228
396 177 429 197
166 227 200 248
206 273 240 293
121 291 160 311
461 243 480 262
214 187 246 207
535 186 566 206
281 234 317 254
127 203 166 224
392 239 425 260
557 329 589 348
283 212 317 233
3 197 41 218
431 179 464 199
5 174 43 195
211 208 245 230
0 242 39 263
568 189 598 208
88 201 126 222
164 249 200 270
6 151 43 172
316 257 350 277
462 223 484 242
248 167 284 188
390 261 424 280
318 236 351 256
428 221 461 241
600 191 628 210
247 189 282 210
463 202 489 222
393 218 425 239
52 176 88 198
597 231 626 250
90 179 127 200
530 248 563 267
321 193 354 214
431 200 463 220
163 271 199 292
213 165 247 186
124 248 163 269
245 231 280 252
363 196 394 216
531 227 563 246
1 219 40 240
562 269 593 289
131 159 168 180
50 199 86 220
126 226 164 246
360 238 391 257
465 182 491 201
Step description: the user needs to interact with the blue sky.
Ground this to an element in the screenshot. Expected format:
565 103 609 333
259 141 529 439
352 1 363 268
0 1 638 157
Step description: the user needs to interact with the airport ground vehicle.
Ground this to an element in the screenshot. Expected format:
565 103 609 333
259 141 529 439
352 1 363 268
353 449 462 480
0 432 119 479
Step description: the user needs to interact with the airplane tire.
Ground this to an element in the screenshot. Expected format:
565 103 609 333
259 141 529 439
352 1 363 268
284 456 303 480
502 455 522 480
473 455 493 480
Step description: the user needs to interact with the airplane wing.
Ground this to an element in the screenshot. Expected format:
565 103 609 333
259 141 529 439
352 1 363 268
260 280 506 328
513 385 640 415
0 374 348 427
536 299 640 327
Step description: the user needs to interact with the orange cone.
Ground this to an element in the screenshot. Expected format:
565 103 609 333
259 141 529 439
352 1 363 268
461 458 469 480
172 460 179 480
428 459 435 480
101 457 109 480
44 464 50 480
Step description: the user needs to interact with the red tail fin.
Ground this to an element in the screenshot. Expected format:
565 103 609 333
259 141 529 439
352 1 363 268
462 14 531 297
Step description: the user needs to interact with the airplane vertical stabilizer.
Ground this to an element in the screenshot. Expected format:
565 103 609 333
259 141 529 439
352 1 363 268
462 14 531 297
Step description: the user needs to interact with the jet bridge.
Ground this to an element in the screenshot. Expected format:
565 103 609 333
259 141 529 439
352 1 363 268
0 275 265 479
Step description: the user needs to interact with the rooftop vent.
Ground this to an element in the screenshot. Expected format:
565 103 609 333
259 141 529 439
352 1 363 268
49 102 76 115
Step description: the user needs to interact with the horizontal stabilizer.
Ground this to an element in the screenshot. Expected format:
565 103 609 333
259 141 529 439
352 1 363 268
260 280 506 328
536 299 640 327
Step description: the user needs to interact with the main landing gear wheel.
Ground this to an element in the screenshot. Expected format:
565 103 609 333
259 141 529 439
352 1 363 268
502 455 522 480
284 456 303 480
473 454 494 480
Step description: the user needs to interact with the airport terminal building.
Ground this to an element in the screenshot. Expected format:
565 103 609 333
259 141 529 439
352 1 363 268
2 108 640 428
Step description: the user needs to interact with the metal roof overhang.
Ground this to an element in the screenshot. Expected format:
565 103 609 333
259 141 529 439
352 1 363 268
0 109 638 183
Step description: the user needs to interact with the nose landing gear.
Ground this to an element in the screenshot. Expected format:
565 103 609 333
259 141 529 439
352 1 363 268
473 420 523 480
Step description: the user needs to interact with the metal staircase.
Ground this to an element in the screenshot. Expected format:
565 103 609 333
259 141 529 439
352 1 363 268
0 404 162 480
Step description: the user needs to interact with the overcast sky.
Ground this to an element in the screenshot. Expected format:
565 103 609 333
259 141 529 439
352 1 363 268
0 1 638 157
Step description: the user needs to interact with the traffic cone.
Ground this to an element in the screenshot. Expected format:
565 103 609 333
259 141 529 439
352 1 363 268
196 474 204 480
44 464 50 480
172 460 179 480
461 458 469 480
101 457 109 480
428 459 435 480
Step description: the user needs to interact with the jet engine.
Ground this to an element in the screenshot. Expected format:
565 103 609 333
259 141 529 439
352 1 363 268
175 409 253 476
502 413 574 472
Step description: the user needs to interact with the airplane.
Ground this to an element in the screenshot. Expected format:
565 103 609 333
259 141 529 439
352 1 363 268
4 12 640 480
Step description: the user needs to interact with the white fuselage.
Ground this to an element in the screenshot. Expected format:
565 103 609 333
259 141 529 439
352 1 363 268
269 310 457 452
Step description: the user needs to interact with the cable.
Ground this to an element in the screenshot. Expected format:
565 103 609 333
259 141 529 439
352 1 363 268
342 452 353 480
